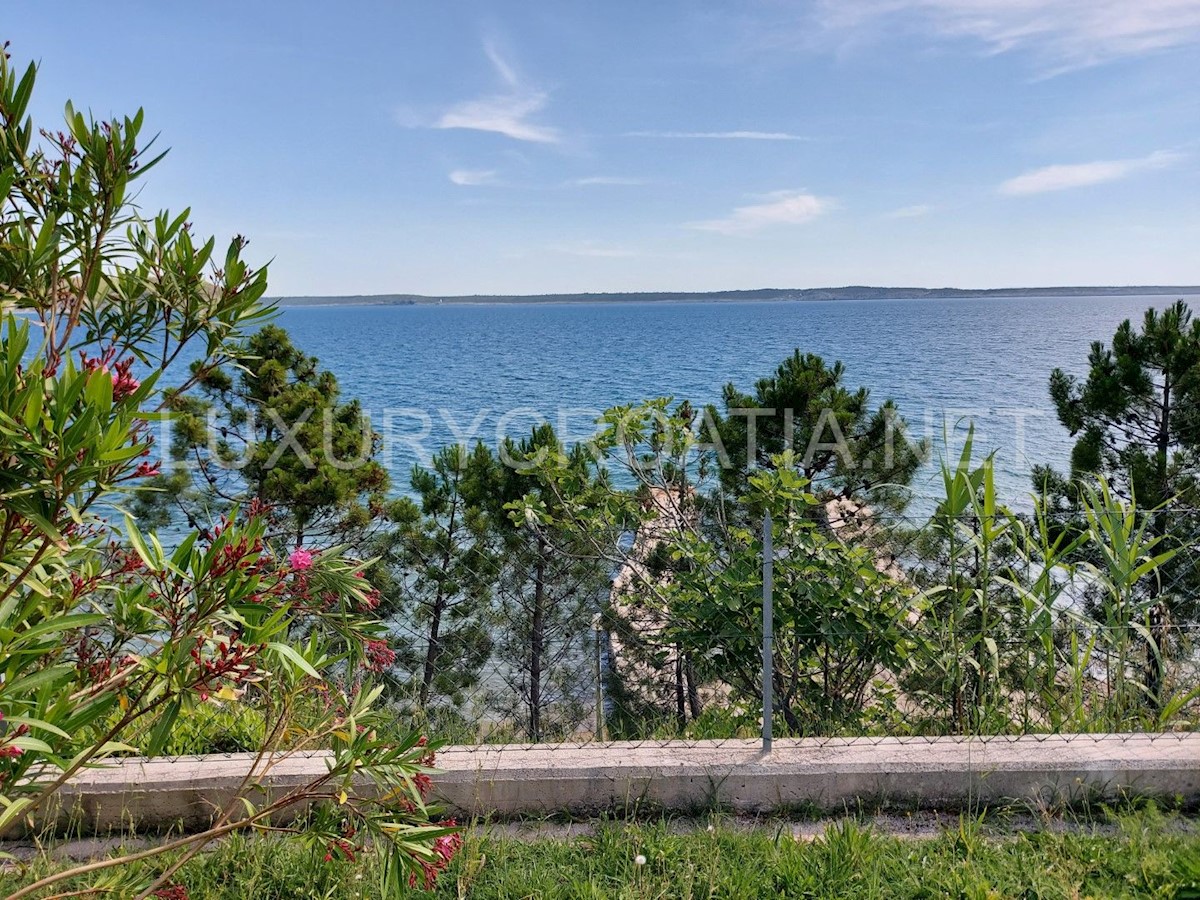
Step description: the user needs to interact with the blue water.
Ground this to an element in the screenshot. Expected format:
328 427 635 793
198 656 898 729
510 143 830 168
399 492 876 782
275 294 1198 517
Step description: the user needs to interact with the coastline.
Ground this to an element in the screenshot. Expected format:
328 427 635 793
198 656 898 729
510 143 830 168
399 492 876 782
273 285 1200 308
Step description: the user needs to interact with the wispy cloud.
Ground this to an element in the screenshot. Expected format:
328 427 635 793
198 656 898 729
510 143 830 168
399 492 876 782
437 94 559 145
999 150 1183 195
448 169 498 186
688 191 831 235
885 204 933 218
815 0 1200 72
566 176 649 187
627 130 810 141
434 41 560 143
482 37 520 89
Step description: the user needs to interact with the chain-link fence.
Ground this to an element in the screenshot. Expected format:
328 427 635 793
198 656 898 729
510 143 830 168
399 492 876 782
149 501 1200 758
329 500 1200 752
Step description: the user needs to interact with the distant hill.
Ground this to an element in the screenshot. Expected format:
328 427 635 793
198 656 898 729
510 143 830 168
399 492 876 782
274 286 1200 307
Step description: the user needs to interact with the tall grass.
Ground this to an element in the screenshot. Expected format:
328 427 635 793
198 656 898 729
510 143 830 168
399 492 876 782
8 807 1200 899
897 427 1198 737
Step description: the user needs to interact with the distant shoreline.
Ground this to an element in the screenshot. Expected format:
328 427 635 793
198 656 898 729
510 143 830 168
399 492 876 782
274 286 1200 308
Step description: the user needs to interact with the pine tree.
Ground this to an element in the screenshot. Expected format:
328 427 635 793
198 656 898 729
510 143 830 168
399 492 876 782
373 442 497 725
485 424 610 741
710 350 927 511
141 324 389 547
1035 299 1200 511
1034 300 1200 709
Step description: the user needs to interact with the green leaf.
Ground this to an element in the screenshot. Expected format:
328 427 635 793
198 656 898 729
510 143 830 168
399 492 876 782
32 213 58 261
3 664 75 697
13 505 65 546
5 715 71 740
267 641 323 680
22 378 43 430
10 735 53 753
12 613 106 644
84 368 113 410
0 797 34 833
143 700 182 757
123 514 157 569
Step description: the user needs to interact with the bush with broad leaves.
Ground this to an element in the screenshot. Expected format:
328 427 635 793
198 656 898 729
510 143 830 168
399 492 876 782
0 47 457 898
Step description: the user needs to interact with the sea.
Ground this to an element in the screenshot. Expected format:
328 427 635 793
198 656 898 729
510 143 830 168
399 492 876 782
275 293 1198 519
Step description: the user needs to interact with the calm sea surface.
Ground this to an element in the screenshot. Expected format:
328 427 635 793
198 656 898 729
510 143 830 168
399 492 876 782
276 294 1200 517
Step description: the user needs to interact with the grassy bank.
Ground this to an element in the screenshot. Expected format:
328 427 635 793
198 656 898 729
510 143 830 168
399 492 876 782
7 807 1200 899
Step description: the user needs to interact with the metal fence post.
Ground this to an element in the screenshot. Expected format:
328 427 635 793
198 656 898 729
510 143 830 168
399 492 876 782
762 508 773 753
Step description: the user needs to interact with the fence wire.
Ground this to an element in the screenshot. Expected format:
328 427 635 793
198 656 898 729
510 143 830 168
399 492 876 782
151 505 1200 758
350 503 1200 752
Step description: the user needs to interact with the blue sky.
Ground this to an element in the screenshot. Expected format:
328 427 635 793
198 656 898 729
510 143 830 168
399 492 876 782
8 1 1200 295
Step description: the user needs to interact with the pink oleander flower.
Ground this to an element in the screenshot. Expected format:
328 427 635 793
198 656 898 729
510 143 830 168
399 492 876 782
364 638 396 673
79 349 140 400
133 460 160 478
111 367 140 401
408 823 461 890
434 831 462 863
289 548 314 571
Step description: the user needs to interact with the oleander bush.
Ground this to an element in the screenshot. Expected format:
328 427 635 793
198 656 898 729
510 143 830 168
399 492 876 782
0 48 457 898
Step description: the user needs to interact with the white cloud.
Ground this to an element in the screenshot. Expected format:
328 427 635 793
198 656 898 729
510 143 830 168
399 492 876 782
688 191 831 235
627 130 809 141
886 204 933 218
567 176 648 186
437 93 559 144
999 150 1183 195
433 42 560 143
816 0 1200 71
448 169 498 186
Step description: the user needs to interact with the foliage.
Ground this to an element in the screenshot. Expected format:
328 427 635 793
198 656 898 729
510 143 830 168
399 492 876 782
709 350 928 512
665 455 917 735
1036 299 1200 511
513 389 1199 741
1032 300 1200 714
373 442 497 722
8 808 1200 899
512 399 919 737
489 424 611 741
139 323 390 548
900 427 1030 733
903 429 1191 735
0 49 456 897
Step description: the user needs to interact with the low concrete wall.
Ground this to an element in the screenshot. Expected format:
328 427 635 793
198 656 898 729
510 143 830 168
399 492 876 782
436 734 1200 816
43 734 1200 833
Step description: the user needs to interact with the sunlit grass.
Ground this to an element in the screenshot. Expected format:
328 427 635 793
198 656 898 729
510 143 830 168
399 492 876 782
7 805 1200 899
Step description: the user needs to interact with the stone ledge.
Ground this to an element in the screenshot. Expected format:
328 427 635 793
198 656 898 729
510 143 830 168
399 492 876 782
33 734 1200 833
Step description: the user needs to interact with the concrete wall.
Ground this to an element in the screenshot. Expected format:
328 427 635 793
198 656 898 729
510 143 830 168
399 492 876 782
39 734 1200 834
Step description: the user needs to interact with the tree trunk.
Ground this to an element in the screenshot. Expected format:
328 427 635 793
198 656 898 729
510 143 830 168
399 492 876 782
685 658 701 720
1158 375 1172 503
674 645 686 727
420 493 459 709
779 696 803 734
419 592 445 709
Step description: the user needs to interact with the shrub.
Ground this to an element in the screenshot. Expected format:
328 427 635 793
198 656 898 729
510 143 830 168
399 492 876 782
0 48 457 897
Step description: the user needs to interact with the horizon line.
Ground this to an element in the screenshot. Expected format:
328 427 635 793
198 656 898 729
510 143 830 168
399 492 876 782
270 284 1200 303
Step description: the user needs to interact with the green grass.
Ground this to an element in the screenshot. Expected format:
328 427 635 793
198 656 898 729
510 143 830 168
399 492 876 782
7 807 1200 899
